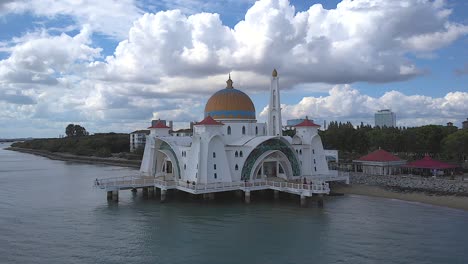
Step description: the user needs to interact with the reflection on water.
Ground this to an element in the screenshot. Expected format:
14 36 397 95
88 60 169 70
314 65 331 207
1 143 467 264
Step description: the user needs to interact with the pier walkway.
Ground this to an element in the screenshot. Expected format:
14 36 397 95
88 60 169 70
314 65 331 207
95 172 350 205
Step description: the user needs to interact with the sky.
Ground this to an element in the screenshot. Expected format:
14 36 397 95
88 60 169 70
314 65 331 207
0 0 467 138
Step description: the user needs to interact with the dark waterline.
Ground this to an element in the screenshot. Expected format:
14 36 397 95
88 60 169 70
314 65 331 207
1 143 467 264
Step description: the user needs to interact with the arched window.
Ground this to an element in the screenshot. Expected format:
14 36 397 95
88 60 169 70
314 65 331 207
242 126 246 135
255 126 258 135
214 173 217 179
314 159 316 164
239 151 243 157
235 151 238 157
227 126 231 135
299 149 302 155
296 149 298 154
235 164 238 170
214 164 217 170
213 152 216 158
314 167 317 172
184 164 186 170
312 149 315 154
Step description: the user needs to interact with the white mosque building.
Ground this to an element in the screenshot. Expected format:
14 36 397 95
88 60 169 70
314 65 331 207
140 70 333 185
97 69 348 205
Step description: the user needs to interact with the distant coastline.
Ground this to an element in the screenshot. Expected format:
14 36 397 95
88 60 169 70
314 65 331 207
6 147 140 168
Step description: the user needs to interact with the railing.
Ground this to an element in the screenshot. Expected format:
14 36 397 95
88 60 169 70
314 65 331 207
95 176 330 193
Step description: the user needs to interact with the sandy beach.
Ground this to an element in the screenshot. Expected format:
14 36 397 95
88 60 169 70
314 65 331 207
332 184 468 211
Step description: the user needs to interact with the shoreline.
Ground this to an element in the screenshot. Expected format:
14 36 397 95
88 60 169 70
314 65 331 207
332 184 468 211
6 147 140 168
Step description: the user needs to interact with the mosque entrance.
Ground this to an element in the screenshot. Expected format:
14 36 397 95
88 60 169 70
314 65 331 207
251 151 291 181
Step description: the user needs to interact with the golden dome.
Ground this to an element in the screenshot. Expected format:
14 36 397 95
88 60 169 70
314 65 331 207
204 76 256 120
272 68 278 77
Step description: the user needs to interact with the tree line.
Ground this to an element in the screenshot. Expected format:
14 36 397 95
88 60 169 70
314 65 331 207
317 122 467 162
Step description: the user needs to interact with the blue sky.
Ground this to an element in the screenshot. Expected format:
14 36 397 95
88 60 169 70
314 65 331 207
0 0 467 138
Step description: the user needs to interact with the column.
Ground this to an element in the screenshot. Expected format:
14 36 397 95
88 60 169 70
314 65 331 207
244 190 251 204
142 187 149 197
161 189 167 202
107 191 112 200
300 195 307 207
317 194 324 208
148 186 154 198
112 190 119 202
274 190 279 200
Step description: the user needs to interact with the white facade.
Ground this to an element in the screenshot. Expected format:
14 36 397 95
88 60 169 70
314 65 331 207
375 109 396 127
139 71 333 184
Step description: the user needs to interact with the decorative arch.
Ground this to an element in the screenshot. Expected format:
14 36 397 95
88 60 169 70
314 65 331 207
241 138 301 180
154 139 181 180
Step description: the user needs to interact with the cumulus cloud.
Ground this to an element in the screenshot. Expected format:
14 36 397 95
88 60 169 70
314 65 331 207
0 0 142 38
261 85 468 127
94 0 467 88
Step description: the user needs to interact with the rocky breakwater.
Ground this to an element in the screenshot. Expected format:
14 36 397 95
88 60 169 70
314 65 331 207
350 173 468 196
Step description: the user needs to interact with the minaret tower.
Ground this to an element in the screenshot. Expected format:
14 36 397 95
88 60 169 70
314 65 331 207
267 69 282 136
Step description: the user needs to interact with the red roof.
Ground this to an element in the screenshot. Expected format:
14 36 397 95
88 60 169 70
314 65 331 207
356 149 402 162
404 155 458 169
148 121 170 129
196 116 224 126
295 119 320 127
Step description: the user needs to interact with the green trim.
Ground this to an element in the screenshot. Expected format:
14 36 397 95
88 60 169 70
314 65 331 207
160 141 181 178
241 138 301 180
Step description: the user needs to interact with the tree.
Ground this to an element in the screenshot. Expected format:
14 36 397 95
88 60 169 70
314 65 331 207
442 130 468 162
65 124 89 137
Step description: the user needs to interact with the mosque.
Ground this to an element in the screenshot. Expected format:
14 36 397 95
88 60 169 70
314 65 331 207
140 69 331 184
96 69 348 205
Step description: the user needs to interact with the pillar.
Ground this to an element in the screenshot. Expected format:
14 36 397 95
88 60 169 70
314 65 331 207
300 195 307 207
274 190 279 200
235 190 243 198
209 193 215 200
142 187 148 197
148 187 154 198
317 194 324 208
244 191 251 204
161 189 167 202
107 191 112 200
112 190 119 202
203 193 210 200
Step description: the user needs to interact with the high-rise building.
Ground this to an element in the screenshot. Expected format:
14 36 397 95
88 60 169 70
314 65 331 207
374 109 396 127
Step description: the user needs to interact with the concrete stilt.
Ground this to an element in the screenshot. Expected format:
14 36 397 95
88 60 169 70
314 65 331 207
235 190 243 198
155 187 161 197
148 187 154 198
107 191 112 200
300 195 307 207
274 190 279 200
317 194 324 208
244 191 251 204
209 193 215 200
112 190 119 202
161 189 167 202
203 193 209 200
142 187 149 197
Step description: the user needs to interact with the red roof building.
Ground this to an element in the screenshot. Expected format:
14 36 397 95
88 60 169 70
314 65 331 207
353 149 406 176
295 118 321 127
404 155 458 170
196 116 224 126
148 120 170 129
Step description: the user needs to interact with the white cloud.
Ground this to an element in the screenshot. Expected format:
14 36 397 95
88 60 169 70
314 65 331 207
263 85 468 127
0 0 142 38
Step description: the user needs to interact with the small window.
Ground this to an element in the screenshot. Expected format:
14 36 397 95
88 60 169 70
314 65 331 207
314 159 316 164
299 149 302 155
235 164 239 170
213 152 216 158
255 126 258 135
214 164 217 170
314 167 317 172
197 164 198 169
278 164 284 174
184 164 186 170
312 149 315 154
214 173 217 179
242 126 246 135
196 173 197 178
239 151 243 157
227 126 231 135
235 151 238 157
296 149 298 154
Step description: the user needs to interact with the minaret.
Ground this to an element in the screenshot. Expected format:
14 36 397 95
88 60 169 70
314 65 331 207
267 69 282 136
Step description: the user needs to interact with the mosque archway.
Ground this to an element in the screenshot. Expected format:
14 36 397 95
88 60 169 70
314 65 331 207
153 140 180 181
241 138 300 181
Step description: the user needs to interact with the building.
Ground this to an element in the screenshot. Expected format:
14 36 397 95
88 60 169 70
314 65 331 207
353 149 406 175
463 118 468 129
97 70 350 205
375 109 396 128
287 119 306 127
130 130 150 152
139 70 338 184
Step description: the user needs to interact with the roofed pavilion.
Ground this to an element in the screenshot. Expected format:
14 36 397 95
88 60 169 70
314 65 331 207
353 149 406 175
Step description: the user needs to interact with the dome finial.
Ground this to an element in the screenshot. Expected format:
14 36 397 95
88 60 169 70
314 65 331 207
226 73 233 89
272 68 278 77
